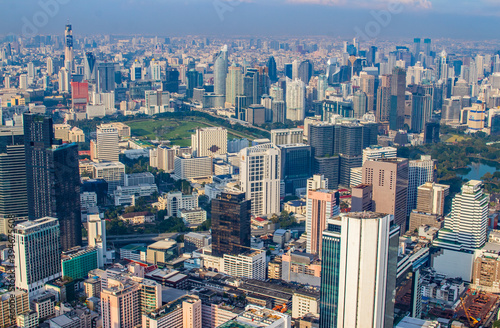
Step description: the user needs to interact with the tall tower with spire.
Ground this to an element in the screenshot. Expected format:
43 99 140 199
64 23 74 73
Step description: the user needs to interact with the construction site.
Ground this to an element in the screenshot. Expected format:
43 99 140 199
425 289 499 327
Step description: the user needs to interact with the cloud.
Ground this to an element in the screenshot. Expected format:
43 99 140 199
286 0 432 10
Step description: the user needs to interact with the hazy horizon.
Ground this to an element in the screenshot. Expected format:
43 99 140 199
1 0 500 40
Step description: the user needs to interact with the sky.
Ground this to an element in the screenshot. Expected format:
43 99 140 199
1 0 499 39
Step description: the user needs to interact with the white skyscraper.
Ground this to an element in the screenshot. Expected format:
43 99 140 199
58 68 70 93
214 45 228 96
47 57 54 76
96 125 119 162
19 74 28 90
407 155 437 215
307 174 329 191
27 62 35 82
437 180 489 251
240 143 281 217
191 127 228 157
320 212 399 328
14 218 61 297
150 59 161 81
88 211 107 268
286 78 306 121
317 74 328 101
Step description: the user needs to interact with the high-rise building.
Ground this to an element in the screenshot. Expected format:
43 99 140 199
214 45 228 96
84 52 97 81
360 72 376 112
24 113 82 250
88 211 107 268
376 75 392 123
437 180 489 251
14 217 61 297
191 127 227 157
286 78 306 121
225 64 243 107
362 158 409 232
97 62 115 93
96 125 119 162
142 295 202 328
414 182 449 216
271 128 304 145
0 127 28 218
280 143 312 195
390 68 407 130
306 189 339 257
319 212 399 328
298 60 313 84
211 191 251 257
267 56 278 83
64 24 74 72
307 174 328 191
424 121 440 144
240 143 281 217
407 155 437 216
101 277 141 328
338 124 363 187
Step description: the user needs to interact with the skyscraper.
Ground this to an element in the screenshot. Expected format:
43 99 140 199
319 212 399 328
267 56 277 83
14 217 61 297
97 62 116 93
360 72 376 112
362 158 409 232
0 127 28 218
376 75 392 122
211 191 251 257
84 52 97 81
309 123 340 188
214 45 228 96
64 24 74 72
390 67 406 130
298 60 313 84
306 189 339 257
338 124 363 187
437 180 489 251
24 113 82 251
407 155 437 216
240 143 281 217
96 125 119 162
88 211 107 268
286 78 306 121
225 64 243 107
279 143 312 195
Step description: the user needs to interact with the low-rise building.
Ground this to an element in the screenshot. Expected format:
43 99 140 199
156 192 199 218
281 251 321 287
292 290 320 319
184 232 211 253
147 240 179 267
119 212 155 225
174 154 213 180
179 208 207 227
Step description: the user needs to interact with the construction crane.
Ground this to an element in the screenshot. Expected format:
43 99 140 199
459 297 479 328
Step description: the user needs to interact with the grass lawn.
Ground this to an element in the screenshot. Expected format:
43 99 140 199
126 118 253 147
444 134 470 143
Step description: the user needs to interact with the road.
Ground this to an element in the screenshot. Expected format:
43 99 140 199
84 233 179 246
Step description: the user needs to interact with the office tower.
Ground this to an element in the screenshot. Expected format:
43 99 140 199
97 62 115 92
240 143 281 217
186 69 203 99
27 61 35 81
353 91 367 118
211 191 251 257
309 123 340 188
467 101 486 132
214 45 228 96
101 277 141 328
14 218 61 297
163 67 180 93
191 127 227 157
280 144 312 194
267 56 278 83
424 121 440 144
319 213 399 328
298 60 313 84
47 57 54 76
88 211 107 268
96 125 119 162
150 59 161 81
246 104 266 125
306 189 339 257
286 78 306 121
130 60 143 81
225 64 243 106
351 184 373 212
413 38 421 57
271 128 303 145
58 67 70 93
256 66 270 100
390 67 406 130
24 114 82 251
362 146 397 165
270 85 284 102
362 158 409 232
0 127 28 218
360 72 376 112
438 180 488 251
409 85 433 133
64 24 74 72
317 74 328 101
19 74 28 90
407 155 437 216
84 52 97 81
441 97 462 124
338 124 363 187
376 75 392 122
272 100 286 123
414 182 449 216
